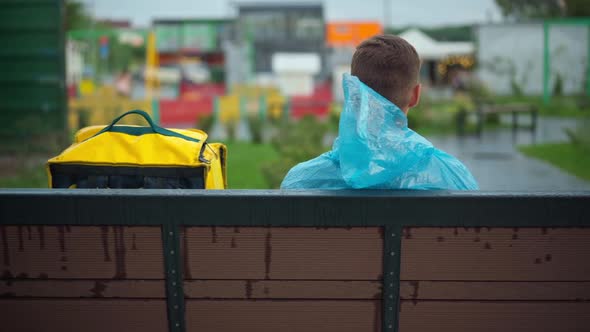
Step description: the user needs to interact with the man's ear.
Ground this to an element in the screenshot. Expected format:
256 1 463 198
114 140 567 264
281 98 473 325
408 84 421 109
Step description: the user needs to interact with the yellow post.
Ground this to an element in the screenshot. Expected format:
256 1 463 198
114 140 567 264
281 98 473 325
145 31 159 100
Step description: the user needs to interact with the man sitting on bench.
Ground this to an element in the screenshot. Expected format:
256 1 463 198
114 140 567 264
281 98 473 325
281 35 478 190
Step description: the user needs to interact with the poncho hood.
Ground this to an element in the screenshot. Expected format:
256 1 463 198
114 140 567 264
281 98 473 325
335 74 437 188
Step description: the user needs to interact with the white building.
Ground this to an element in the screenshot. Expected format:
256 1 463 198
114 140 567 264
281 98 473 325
271 53 321 96
476 23 589 96
399 29 475 89
399 28 474 61
66 40 84 85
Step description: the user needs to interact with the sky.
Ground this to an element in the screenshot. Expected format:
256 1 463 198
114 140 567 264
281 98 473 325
82 0 503 28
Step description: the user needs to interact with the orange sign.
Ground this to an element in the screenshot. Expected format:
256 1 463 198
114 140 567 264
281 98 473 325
326 22 383 48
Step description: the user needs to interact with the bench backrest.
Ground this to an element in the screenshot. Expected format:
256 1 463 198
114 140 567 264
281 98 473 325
1 190 589 332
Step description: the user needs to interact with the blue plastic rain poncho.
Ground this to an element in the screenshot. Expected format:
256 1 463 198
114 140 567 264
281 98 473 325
281 74 479 190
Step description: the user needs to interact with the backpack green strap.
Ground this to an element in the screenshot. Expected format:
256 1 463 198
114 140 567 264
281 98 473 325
91 110 201 143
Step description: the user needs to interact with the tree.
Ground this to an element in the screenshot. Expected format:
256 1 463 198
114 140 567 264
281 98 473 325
495 0 565 19
387 26 473 42
565 0 590 17
495 0 590 19
65 0 94 31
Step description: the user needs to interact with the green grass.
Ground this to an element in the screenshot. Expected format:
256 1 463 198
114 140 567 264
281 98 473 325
519 143 590 181
0 142 279 189
224 141 280 189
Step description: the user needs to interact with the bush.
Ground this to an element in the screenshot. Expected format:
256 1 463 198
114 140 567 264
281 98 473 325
407 96 471 134
261 116 329 188
407 96 432 129
196 114 214 132
272 116 328 159
565 118 590 151
248 114 264 144
328 103 342 134
553 73 564 97
226 121 236 141
260 158 298 189
576 95 590 109
510 78 524 96
467 79 493 103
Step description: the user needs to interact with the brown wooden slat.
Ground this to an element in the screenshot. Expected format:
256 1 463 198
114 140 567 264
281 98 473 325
183 227 266 280
0 299 167 332
0 280 165 298
399 301 590 332
184 227 383 280
399 281 590 301
401 227 590 281
184 280 382 299
270 228 383 280
186 300 381 332
0 226 164 279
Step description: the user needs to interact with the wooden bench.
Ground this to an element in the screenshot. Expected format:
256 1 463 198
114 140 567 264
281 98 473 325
457 103 538 137
1 190 589 332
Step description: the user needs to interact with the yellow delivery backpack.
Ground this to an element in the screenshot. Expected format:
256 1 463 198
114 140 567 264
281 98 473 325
47 110 227 189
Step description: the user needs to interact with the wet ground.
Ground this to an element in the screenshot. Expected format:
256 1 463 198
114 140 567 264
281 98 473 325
427 116 590 191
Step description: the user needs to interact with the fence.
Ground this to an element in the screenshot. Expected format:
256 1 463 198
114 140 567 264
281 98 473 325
1 190 589 332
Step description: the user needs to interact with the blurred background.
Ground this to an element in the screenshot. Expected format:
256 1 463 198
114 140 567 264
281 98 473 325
1 0 589 190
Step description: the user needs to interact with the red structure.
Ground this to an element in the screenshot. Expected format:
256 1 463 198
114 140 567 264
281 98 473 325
159 98 214 128
159 83 224 128
290 82 333 119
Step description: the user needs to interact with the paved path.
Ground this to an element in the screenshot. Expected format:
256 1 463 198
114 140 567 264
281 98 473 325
426 117 590 191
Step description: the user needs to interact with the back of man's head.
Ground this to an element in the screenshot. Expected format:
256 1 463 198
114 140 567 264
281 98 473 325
351 34 421 109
